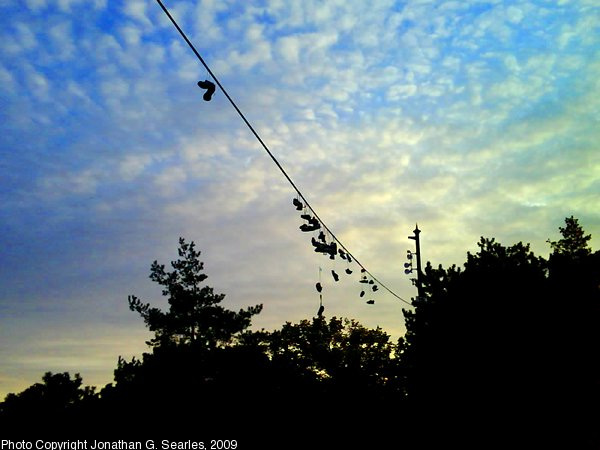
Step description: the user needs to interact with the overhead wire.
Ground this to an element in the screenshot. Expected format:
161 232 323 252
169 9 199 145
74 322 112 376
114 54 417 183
155 0 413 307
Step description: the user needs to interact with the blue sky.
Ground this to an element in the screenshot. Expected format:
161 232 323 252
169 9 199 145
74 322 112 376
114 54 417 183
1 0 599 397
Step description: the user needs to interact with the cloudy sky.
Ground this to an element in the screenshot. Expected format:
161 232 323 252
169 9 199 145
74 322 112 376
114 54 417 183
1 0 599 397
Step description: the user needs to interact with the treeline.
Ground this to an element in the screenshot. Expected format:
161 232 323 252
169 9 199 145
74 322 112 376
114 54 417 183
1 218 598 447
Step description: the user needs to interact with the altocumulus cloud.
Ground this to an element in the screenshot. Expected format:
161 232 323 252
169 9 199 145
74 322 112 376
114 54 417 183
0 0 599 397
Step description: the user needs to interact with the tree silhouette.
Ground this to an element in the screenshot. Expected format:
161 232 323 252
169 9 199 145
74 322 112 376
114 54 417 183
546 217 600 447
2 224 595 446
97 238 266 432
262 317 400 401
128 237 263 349
399 218 599 446
548 215 592 257
0 372 98 430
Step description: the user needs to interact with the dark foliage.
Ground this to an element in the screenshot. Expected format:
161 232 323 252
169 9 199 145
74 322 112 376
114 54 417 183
2 222 597 447
127 237 263 349
0 372 99 436
400 217 599 446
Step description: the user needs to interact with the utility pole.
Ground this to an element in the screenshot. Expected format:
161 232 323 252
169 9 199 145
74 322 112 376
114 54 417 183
405 224 424 301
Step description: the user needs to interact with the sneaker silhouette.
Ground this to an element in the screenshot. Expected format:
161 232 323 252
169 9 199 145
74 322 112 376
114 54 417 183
197 79 216 101
300 223 320 232
331 270 339 282
345 268 352 275
328 242 337 259
366 300 375 305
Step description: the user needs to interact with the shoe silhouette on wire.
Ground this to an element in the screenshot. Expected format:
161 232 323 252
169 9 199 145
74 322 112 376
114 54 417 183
331 270 339 282
197 79 216 101
312 238 337 257
366 300 375 305
300 223 320 232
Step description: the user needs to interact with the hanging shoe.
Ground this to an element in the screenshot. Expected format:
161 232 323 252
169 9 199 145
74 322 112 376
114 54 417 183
345 268 352 275
317 304 324 317
300 222 321 232
359 276 369 284
293 198 303 210
316 282 322 293
372 285 378 292
327 242 337 260
366 300 375 305
331 270 339 282
347 255 352 263
318 231 327 242
313 239 335 256
197 79 216 101
360 290 365 297
300 216 320 231
310 236 327 253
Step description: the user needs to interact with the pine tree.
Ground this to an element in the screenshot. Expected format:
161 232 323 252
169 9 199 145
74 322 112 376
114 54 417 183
128 237 262 349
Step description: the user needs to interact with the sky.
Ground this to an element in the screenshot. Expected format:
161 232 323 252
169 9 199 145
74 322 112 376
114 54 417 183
1 0 599 398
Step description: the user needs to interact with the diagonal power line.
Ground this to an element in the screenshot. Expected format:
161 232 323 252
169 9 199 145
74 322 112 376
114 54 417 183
155 0 413 307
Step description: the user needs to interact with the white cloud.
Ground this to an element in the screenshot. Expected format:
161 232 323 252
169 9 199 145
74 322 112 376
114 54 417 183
123 0 152 26
506 6 524 24
119 154 153 181
276 35 301 64
40 168 101 197
0 64 15 92
56 0 94 12
100 78 130 101
387 84 418 100
228 40 272 72
24 65 50 101
25 0 47 12
154 166 188 197
119 25 142 47
14 21 38 51
48 21 75 60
